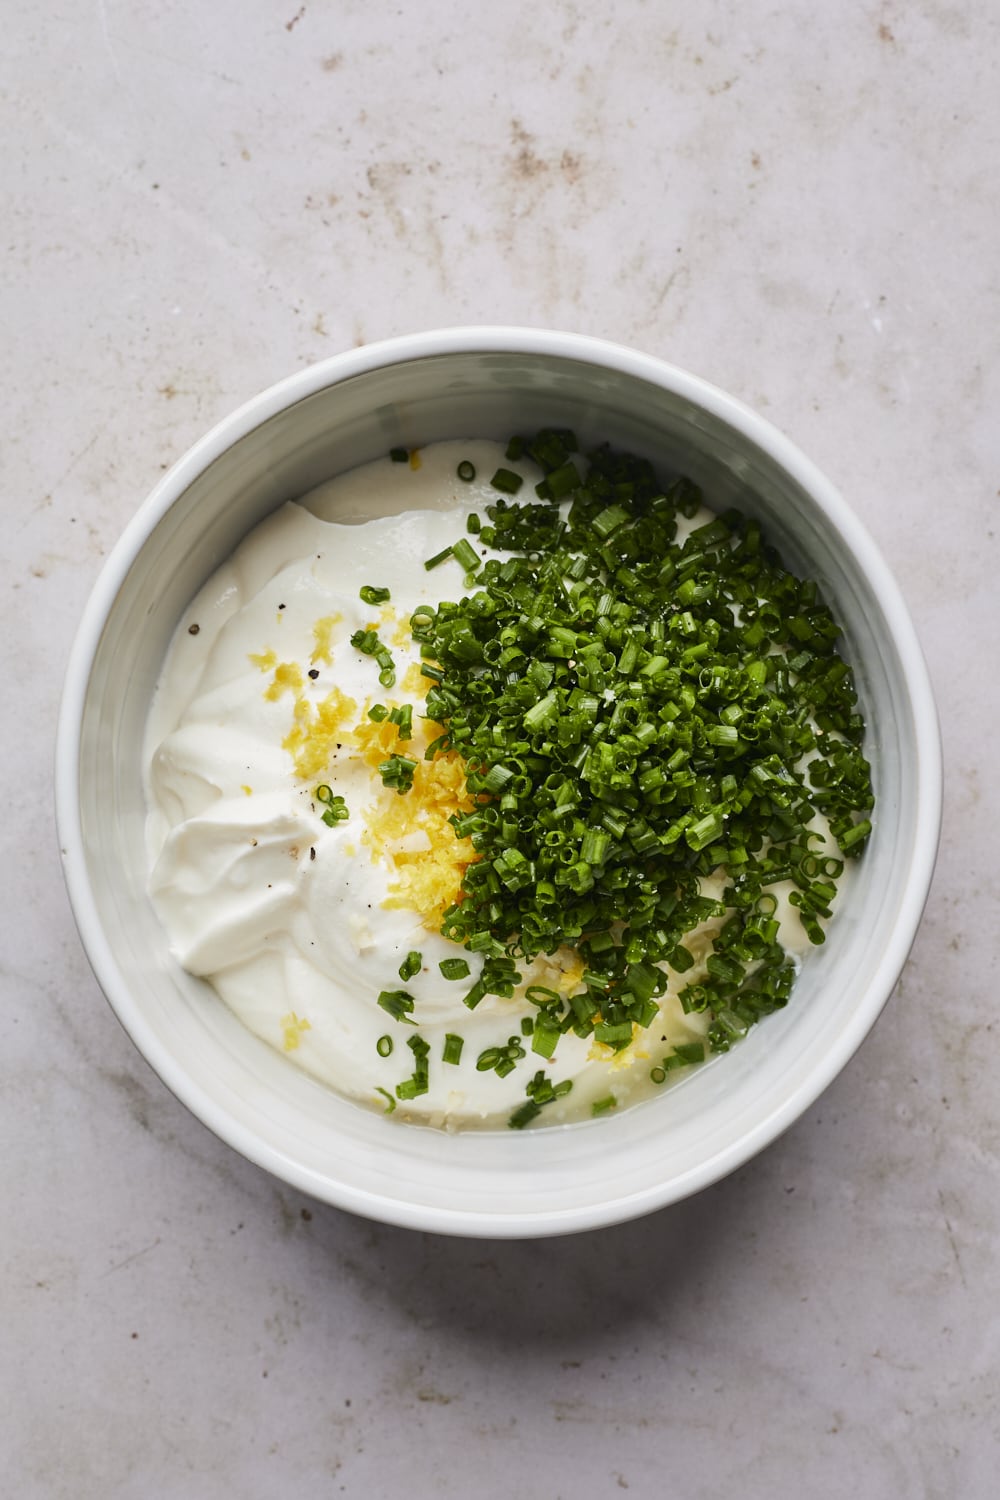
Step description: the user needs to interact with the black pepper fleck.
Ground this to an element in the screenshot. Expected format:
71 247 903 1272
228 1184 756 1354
310 847 316 861
188 623 200 635
308 668 320 679
278 603 286 610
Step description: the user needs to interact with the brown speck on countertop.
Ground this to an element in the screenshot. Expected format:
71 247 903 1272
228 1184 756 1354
285 6 305 32
510 118 548 180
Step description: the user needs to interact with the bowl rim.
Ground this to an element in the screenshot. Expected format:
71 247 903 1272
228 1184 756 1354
54 325 942 1237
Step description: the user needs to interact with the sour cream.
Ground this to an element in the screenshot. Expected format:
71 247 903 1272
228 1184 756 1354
145 441 814 1130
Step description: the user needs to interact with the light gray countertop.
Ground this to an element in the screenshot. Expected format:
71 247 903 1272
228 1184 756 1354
4 2 998 1495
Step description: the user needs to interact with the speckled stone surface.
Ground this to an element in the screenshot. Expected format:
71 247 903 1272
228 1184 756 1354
4 2 998 1495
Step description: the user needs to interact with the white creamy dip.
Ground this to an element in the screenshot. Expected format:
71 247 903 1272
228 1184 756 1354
145 441 816 1129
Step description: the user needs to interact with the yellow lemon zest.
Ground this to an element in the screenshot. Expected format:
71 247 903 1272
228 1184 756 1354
264 662 304 701
249 648 277 672
351 714 474 929
402 661 431 697
377 604 412 650
310 613 341 666
282 686 358 780
280 1012 311 1051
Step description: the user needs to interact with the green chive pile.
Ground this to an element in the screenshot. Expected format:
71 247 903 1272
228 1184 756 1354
402 429 873 1124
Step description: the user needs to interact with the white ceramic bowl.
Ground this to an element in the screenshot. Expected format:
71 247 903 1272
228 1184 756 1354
55 328 941 1238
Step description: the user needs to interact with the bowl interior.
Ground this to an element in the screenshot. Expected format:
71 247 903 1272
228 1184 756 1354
62 342 935 1235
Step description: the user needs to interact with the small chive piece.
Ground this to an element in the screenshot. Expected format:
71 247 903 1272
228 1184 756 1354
350 626 395 688
360 584 391 605
374 1086 396 1113
592 1095 617 1116
439 957 471 981
378 754 417 794
398 950 422 982
457 460 476 482
377 989 416 1024
673 1041 706 1065
442 1033 464 1065
424 544 454 571
490 467 524 495
388 703 413 740
376 1035 394 1058
316 785 349 825
507 1067 574 1129
452 537 480 572
395 1034 431 1100
389 447 408 463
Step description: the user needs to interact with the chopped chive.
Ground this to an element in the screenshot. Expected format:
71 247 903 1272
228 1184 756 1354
592 1095 617 1116
398 950 422 981
457 460 476 482
452 537 480 572
378 754 417 793
377 989 416 1024
396 1034 430 1099
673 1041 705 1065
490 467 524 495
388 704 413 740
442 1033 464 1065
424 544 454 571
439 957 471 980
315 785 349 825
360 584 391 605
374 1086 396 1112
376 1034 394 1057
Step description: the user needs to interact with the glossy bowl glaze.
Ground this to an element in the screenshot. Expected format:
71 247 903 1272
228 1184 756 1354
55 328 941 1237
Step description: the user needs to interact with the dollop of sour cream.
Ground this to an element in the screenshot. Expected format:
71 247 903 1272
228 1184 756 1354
145 442 814 1130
